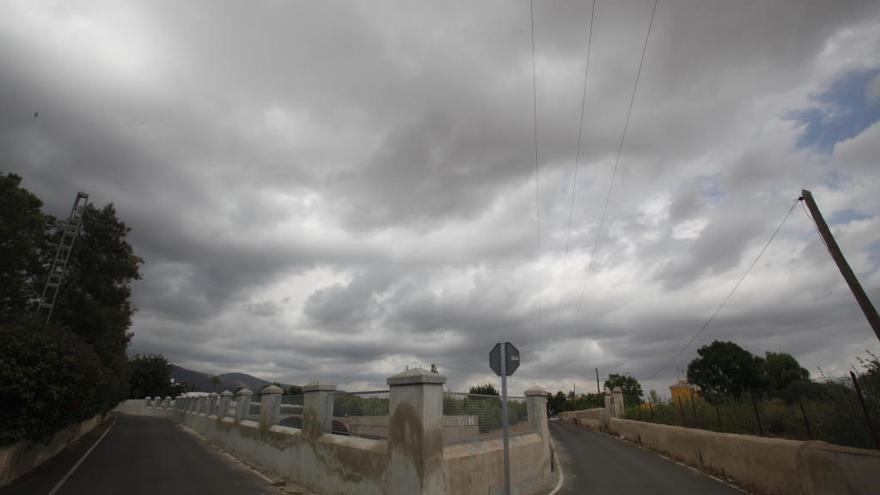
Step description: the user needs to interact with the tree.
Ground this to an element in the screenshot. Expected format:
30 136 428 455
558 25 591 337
469 383 499 396
287 385 303 396
548 391 567 415
52 203 142 402
687 340 764 398
604 374 644 404
762 352 809 391
128 354 172 399
0 173 50 326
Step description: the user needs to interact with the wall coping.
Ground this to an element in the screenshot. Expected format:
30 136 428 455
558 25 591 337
303 382 336 392
524 388 548 397
387 368 446 386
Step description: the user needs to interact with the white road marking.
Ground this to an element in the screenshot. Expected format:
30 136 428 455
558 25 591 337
547 446 565 495
47 419 116 495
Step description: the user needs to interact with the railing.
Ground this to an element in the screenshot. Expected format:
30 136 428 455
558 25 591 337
442 392 531 444
278 394 304 428
332 390 391 439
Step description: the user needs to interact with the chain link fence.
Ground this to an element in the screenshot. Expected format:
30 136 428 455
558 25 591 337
442 392 531 444
332 390 391 438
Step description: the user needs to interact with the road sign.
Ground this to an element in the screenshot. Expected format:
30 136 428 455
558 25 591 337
489 342 519 495
489 342 520 376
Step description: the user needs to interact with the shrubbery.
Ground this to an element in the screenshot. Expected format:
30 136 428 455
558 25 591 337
0 325 118 445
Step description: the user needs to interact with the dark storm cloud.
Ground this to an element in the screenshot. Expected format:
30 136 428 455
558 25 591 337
2 0 879 394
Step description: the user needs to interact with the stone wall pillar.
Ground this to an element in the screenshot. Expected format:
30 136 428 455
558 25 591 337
197 396 206 414
525 388 549 441
163 396 171 408
386 368 446 495
303 382 336 438
612 387 625 418
219 391 232 418
145 396 152 408
260 385 283 429
235 388 253 423
208 392 218 415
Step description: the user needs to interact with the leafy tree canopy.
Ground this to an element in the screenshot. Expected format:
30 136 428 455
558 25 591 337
0 173 51 325
687 340 764 397
469 383 498 396
762 351 809 391
128 353 172 399
605 373 644 404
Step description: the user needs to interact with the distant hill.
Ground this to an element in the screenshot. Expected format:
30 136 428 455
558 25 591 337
171 365 293 393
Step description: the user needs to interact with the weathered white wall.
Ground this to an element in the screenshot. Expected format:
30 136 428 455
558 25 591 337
559 410 880 495
0 414 104 487
117 374 555 495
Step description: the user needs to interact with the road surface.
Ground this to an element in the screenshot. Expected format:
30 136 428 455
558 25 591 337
0 414 282 495
550 420 742 494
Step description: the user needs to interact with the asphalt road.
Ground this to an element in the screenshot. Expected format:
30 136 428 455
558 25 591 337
0 415 282 495
549 420 742 494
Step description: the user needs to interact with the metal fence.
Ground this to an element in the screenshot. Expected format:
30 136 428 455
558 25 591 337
442 392 531 444
278 394 304 429
332 390 391 438
625 375 880 450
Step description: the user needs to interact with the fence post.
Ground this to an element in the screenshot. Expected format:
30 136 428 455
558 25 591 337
303 382 336 438
219 391 232 418
750 391 764 436
235 388 253 423
386 368 446 495
797 396 812 439
850 371 880 449
677 396 686 426
714 400 723 431
260 385 283 429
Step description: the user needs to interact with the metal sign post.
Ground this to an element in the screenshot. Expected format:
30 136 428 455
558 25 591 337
490 342 519 495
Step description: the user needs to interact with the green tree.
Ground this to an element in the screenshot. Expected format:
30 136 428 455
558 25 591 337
762 352 809 392
687 340 763 398
287 385 303 396
52 203 142 402
128 354 172 399
0 173 51 325
469 383 499 396
548 391 567 415
604 374 644 404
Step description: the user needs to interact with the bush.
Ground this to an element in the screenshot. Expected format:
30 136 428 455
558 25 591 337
0 324 118 445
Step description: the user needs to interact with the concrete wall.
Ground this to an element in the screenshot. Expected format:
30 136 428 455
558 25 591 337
559 410 880 495
0 414 104 487
119 371 554 495
347 415 481 444
557 408 602 430
444 433 550 495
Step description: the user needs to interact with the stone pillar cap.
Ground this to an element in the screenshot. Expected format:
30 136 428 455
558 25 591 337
221 390 233 397
613 387 623 392
165 396 172 399
387 368 446 386
145 396 152 399
235 387 253 396
303 381 336 392
209 392 218 398
524 387 548 397
262 384 284 395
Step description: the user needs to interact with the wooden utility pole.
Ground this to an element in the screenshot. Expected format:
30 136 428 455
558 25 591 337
595 368 600 394
801 189 880 342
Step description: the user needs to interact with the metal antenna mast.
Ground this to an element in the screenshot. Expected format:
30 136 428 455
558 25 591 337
37 191 89 328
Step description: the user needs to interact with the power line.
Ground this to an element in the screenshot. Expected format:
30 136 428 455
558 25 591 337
571 0 660 327
548 0 597 335
530 0 542 337
646 197 802 381
561 0 597 265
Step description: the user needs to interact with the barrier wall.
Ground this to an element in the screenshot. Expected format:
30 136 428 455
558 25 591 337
0 414 104 487
559 409 880 495
120 370 555 495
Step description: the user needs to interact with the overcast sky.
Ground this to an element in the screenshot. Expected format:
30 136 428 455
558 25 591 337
3 1 880 396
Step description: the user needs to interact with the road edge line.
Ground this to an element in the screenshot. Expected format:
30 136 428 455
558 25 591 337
547 440 564 495
47 419 116 495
